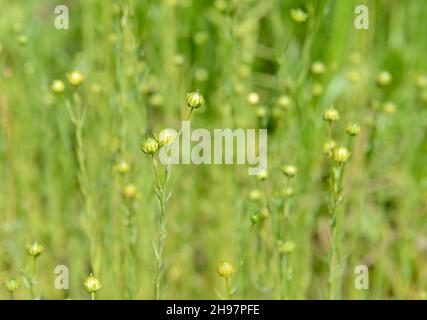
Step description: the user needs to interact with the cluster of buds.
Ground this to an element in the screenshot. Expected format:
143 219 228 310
322 107 360 163
50 70 85 94
141 91 205 156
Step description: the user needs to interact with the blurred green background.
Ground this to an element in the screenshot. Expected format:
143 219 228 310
1 0 427 299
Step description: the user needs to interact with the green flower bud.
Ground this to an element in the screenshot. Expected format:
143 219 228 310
311 61 326 75
83 273 101 293
323 107 340 123
282 165 297 178
115 160 131 174
276 95 292 109
278 240 296 254
290 8 308 23
5 277 19 293
256 169 268 181
333 147 350 163
66 70 85 87
249 189 262 201
416 75 427 89
122 184 138 199
260 207 270 220
311 82 324 97
247 92 260 105
383 101 396 115
217 261 235 278
186 91 205 109
323 139 336 155
141 137 159 155
18 34 28 46
282 187 294 198
346 123 361 136
27 241 44 258
157 129 176 147
250 213 260 225
376 71 392 87
51 80 65 94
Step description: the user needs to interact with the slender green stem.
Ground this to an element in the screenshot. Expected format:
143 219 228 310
152 156 170 300
225 277 232 300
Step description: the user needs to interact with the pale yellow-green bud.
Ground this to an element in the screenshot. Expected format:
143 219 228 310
311 82 324 97
376 71 392 87
27 241 44 258
276 95 292 109
123 184 138 199
290 8 308 23
250 213 260 224
194 31 209 46
416 75 427 89
5 277 19 293
347 70 361 84
115 160 130 174
346 123 361 136
333 147 350 163
217 261 235 278
67 70 85 87
311 61 326 75
51 80 65 94
282 187 294 198
260 207 270 220
18 34 28 46
149 94 163 107
83 273 101 293
186 91 205 109
323 107 340 123
157 129 176 147
247 92 260 105
141 137 159 155
256 169 268 181
278 240 296 254
323 139 336 155
383 101 396 115
282 165 297 178
249 189 262 201
256 107 266 118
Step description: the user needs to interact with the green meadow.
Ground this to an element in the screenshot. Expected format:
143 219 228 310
1 0 427 299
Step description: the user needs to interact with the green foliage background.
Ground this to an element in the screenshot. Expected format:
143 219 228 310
0 0 427 299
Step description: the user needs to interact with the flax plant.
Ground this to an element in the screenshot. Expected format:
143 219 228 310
141 91 204 299
64 71 98 274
